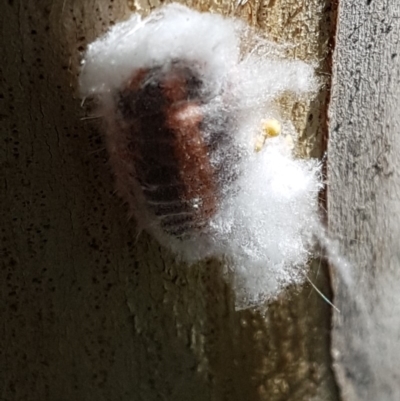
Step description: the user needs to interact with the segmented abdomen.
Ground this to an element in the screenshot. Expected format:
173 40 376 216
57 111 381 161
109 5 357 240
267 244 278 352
116 63 221 238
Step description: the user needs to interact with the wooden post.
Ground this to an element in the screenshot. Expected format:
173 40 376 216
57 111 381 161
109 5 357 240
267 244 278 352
328 2 400 400
1 0 338 400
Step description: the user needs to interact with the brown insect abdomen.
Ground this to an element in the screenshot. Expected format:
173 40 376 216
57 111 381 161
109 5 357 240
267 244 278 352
117 63 219 237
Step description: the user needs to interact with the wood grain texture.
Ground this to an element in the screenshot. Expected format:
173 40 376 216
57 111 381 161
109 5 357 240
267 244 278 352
328 2 400 400
1 0 337 400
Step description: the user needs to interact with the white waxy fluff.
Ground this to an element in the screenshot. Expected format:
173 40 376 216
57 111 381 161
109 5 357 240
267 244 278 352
80 3 322 309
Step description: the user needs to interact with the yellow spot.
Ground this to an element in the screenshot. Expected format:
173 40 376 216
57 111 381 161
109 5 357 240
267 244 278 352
262 119 281 137
255 118 282 152
254 139 264 152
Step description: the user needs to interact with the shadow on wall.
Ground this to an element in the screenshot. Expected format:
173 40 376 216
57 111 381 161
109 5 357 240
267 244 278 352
0 0 337 400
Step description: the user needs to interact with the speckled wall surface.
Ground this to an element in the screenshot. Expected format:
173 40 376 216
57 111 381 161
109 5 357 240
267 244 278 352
328 2 400 400
0 0 338 400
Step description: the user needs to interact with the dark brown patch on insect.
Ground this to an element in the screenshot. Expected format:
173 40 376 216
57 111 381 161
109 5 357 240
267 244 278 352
116 62 226 237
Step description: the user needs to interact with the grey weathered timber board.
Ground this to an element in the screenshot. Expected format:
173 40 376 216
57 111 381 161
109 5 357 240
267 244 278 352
328 2 400 400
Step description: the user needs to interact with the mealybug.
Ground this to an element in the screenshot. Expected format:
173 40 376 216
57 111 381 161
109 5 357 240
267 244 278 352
80 3 322 308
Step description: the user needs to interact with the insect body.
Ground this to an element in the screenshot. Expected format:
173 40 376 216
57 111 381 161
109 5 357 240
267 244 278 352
114 62 233 238
80 3 322 307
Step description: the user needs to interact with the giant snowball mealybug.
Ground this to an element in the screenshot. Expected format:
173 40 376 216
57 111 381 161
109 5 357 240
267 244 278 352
79 3 323 309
